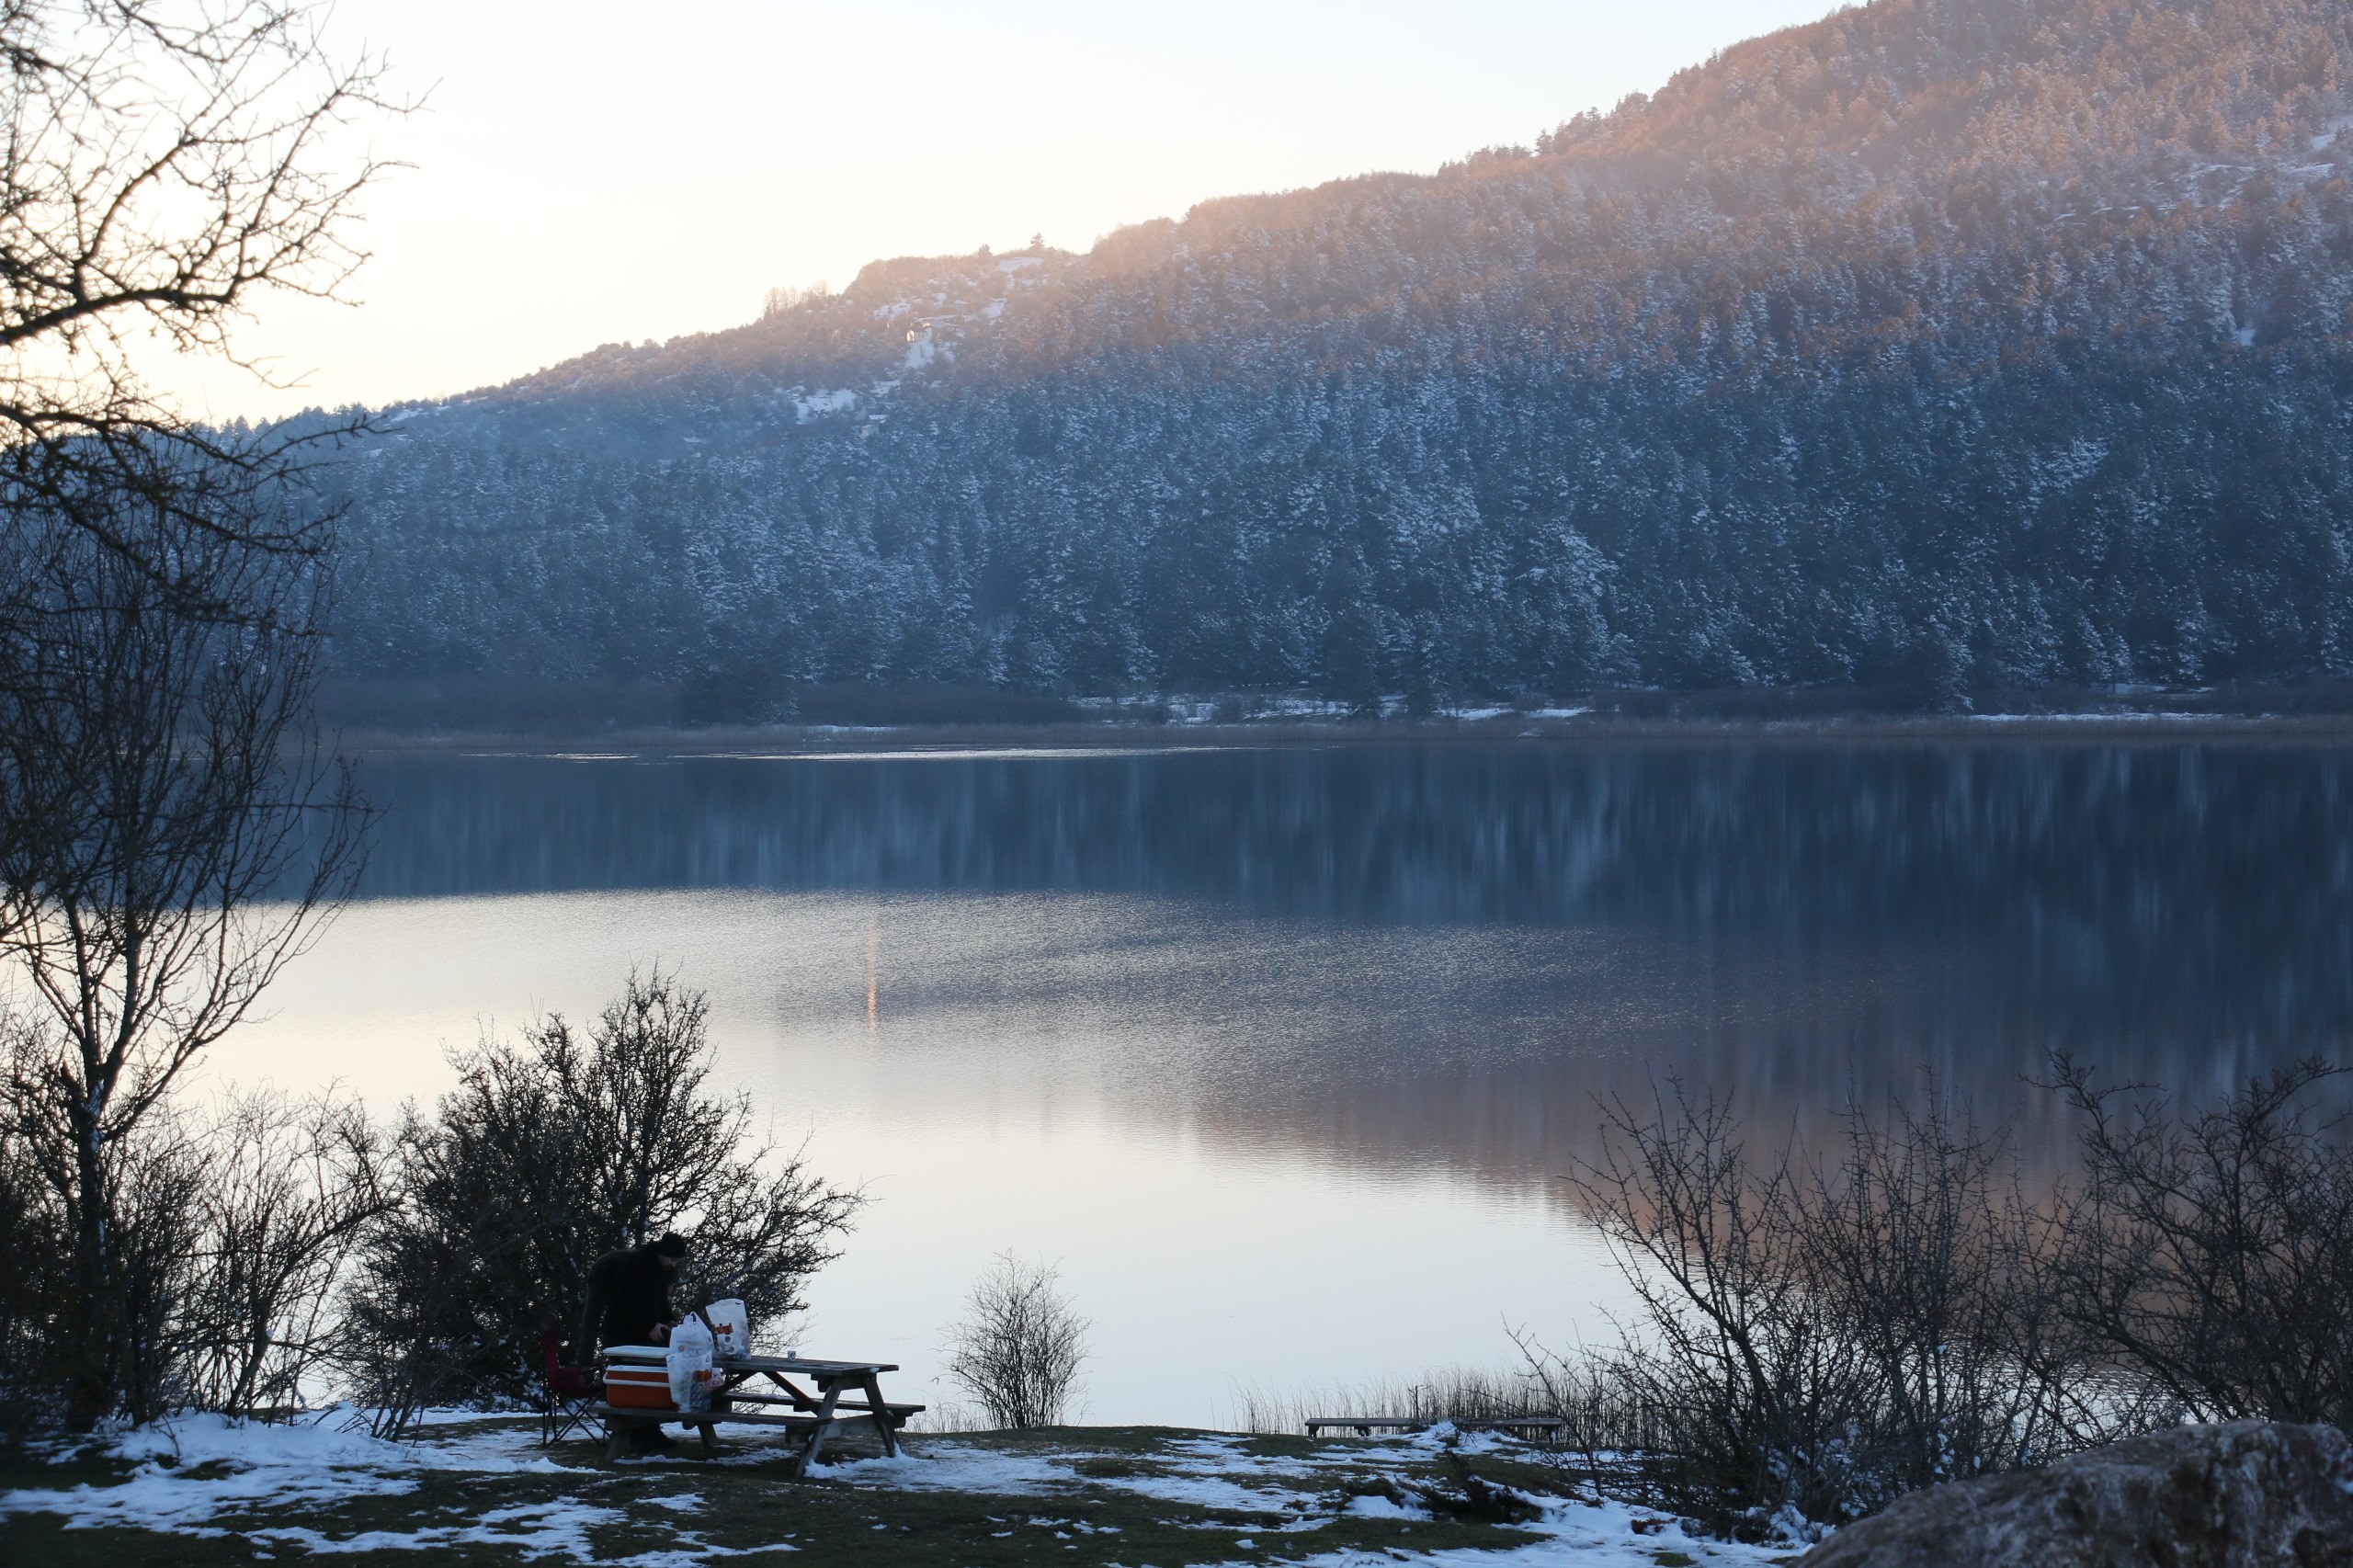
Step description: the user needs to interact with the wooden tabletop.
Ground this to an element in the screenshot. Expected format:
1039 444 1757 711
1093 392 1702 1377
601 1346 898 1375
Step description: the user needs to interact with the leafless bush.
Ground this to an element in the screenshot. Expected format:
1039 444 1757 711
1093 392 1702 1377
173 1090 393 1416
0 1080 389 1424
942 1254 1089 1429
2050 1056 2353 1430
0 1096 63 1420
1495 1064 2353 1542
1510 1334 1667 1485
1560 1085 1882 1536
1549 1079 2153 1541
90 1113 207 1420
1791 1093 2128 1487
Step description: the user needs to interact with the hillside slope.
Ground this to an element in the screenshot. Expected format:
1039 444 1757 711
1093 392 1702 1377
328 0 2353 714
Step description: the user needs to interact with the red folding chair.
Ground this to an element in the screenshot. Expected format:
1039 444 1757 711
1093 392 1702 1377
540 1330 604 1446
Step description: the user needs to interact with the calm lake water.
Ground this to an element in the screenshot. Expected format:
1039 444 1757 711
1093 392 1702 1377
209 738 2353 1425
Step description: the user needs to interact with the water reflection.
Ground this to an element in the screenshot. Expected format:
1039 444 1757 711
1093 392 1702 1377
358 741 2353 1071
235 740 2352 1419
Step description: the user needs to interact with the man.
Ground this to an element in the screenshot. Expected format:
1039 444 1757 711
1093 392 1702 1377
579 1232 691 1454
579 1232 689 1352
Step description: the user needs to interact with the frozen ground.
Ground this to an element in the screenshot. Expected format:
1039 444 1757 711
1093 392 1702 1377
0 1412 1799 1567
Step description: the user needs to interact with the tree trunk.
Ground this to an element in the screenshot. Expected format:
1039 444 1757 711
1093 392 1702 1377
64 1109 115 1430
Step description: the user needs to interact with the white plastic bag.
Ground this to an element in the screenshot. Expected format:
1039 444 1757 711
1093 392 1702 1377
704 1299 749 1358
666 1314 714 1410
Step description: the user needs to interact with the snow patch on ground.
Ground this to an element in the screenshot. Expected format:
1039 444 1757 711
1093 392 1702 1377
825 1440 1080 1495
0 1412 579 1543
4 1417 421 1538
1307 1492 1779 1566
112 1411 405 1471
1409 1421 1522 1456
1154 1433 1352 1483
830 1436 1325 1514
1344 1491 1431 1519
1106 1471 1303 1511
245 1498 631 1560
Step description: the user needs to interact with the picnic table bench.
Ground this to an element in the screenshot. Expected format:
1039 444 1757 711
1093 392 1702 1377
592 1347 924 1474
1304 1415 1567 1442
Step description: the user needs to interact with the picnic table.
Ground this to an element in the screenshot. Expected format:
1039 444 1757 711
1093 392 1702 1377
590 1347 924 1473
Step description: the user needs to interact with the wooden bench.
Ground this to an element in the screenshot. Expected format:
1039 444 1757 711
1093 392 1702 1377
1305 1415 1567 1442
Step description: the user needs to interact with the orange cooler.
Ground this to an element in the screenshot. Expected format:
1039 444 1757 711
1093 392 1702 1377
605 1364 674 1409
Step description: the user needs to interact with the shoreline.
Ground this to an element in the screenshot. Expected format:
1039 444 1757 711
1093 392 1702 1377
334 710 2353 756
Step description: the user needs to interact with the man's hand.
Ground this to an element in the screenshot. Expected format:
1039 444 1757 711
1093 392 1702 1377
652 1323 671 1345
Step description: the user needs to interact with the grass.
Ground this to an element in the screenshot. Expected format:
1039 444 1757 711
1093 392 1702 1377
0 1417 1688 1567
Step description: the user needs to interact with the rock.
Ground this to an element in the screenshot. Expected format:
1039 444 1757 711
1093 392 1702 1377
1799 1421 2353 1568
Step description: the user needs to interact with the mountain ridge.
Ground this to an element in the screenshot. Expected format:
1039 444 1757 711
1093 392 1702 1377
325 0 2353 717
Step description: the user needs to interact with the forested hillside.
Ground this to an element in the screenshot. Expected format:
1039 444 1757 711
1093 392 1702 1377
324 0 2353 717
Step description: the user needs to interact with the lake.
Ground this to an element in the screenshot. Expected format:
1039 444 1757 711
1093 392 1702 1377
207 737 2353 1426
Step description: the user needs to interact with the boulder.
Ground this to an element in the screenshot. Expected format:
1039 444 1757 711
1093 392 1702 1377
1799 1421 2353 1568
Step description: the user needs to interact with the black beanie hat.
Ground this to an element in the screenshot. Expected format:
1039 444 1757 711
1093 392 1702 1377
654 1232 688 1258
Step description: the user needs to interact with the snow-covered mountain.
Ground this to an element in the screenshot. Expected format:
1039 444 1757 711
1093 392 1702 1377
328 0 2353 716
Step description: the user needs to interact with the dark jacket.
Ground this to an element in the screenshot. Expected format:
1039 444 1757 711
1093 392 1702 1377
579 1243 676 1351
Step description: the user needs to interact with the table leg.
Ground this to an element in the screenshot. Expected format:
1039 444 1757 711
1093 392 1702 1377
605 1418 629 1462
698 1422 718 1457
861 1373 899 1457
789 1379 847 1479
760 1370 820 1412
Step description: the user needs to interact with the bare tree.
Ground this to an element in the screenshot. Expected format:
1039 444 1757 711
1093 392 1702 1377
0 0 392 1427
0 0 402 610
0 513 367 1424
942 1253 1089 1430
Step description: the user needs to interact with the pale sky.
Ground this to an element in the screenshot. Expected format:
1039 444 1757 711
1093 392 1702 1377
161 0 1834 420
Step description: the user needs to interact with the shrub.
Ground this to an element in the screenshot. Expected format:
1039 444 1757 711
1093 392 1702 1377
342 970 859 1425
174 1091 392 1416
2050 1057 2353 1430
942 1254 1089 1429
0 1082 386 1425
1547 1080 2154 1540
1559 1085 1885 1537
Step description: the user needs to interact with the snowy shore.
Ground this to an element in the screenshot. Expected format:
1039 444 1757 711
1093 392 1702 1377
0 1412 1796 1567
